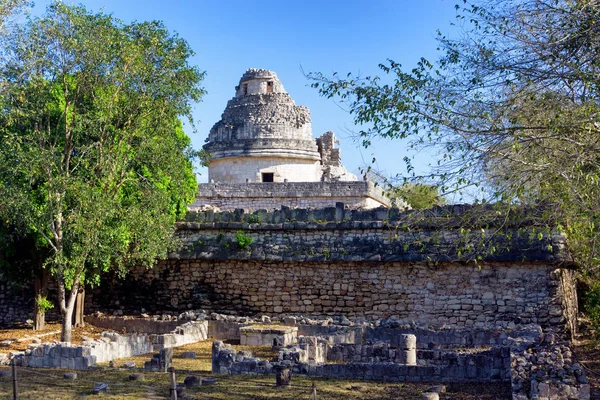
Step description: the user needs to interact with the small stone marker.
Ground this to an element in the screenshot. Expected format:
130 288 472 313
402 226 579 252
399 334 417 366
0 370 12 378
63 372 77 380
176 383 186 398
274 365 291 387
123 361 135 369
202 376 217 385
160 348 173 372
428 385 446 393
184 375 202 387
93 383 109 395
182 352 196 359
129 373 144 381
421 392 439 400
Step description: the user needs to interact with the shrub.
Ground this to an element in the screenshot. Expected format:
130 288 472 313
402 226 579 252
584 282 600 338
235 231 253 249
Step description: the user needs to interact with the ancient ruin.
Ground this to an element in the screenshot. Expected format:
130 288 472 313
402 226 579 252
193 68 392 211
0 69 592 400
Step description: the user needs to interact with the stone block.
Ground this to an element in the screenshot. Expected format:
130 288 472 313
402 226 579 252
399 350 417 366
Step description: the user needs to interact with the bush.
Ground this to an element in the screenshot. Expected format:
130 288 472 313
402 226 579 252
584 282 600 338
235 231 253 250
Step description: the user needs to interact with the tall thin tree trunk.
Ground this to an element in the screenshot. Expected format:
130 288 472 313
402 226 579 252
59 281 79 343
73 286 85 328
33 267 49 331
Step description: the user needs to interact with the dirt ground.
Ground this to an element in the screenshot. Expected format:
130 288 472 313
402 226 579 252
572 337 600 400
0 340 512 400
0 323 598 399
0 323 114 351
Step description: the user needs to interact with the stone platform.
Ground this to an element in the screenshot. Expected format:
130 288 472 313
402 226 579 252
240 325 298 347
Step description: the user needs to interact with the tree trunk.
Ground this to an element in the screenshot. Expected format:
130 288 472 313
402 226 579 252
33 268 50 331
33 304 45 331
61 297 76 343
59 280 79 343
73 286 85 328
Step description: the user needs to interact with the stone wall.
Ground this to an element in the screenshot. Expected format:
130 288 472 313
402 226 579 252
191 182 390 211
16 321 208 369
85 315 183 334
211 340 511 383
88 260 574 333
207 156 321 184
0 278 33 326
18 331 152 369
86 205 577 335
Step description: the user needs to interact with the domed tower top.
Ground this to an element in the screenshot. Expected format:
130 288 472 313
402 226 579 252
234 68 287 96
203 68 322 183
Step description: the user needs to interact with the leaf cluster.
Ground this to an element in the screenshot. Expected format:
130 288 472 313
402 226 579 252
0 2 204 295
308 0 600 273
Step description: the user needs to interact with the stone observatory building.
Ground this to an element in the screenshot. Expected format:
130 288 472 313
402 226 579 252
193 69 392 211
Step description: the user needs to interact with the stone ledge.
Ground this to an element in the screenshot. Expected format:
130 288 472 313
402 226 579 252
176 204 571 264
192 182 390 208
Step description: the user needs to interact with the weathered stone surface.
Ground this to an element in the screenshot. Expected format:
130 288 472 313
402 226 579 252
128 373 144 381
92 257 576 333
92 383 109 395
274 365 291 386
63 372 77 380
203 69 361 186
184 375 202 387
192 182 389 211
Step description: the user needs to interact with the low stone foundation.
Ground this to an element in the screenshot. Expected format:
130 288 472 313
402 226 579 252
240 325 297 347
328 338 418 366
18 331 151 369
85 315 183 334
150 321 208 350
14 320 208 369
211 340 509 383
510 333 590 400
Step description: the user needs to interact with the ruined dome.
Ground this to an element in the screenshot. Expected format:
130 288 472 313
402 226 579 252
204 69 319 160
204 69 322 183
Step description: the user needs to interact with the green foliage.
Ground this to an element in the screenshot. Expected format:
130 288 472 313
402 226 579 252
391 183 445 210
34 294 54 314
584 282 600 339
235 231 253 250
0 2 204 341
0 0 30 32
247 214 261 224
308 0 600 274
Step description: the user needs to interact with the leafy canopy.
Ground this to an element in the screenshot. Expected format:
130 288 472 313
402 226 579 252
308 0 600 272
0 2 204 339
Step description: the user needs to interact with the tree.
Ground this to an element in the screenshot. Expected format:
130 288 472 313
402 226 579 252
0 3 204 342
0 223 52 330
308 0 600 272
391 183 445 210
0 0 29 31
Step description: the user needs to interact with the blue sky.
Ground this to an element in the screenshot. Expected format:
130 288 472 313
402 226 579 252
31 0 459 182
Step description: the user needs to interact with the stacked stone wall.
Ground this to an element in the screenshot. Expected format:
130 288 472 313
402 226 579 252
0 278 33 326
191 182 390 211
87 260 573 332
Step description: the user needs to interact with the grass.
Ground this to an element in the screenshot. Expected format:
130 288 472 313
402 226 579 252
0 323 112 351
0 340 512 399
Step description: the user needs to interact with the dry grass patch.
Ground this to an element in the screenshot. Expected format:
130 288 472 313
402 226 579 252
0 323 114 352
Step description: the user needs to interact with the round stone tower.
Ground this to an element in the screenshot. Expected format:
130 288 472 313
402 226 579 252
204 69 322 183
